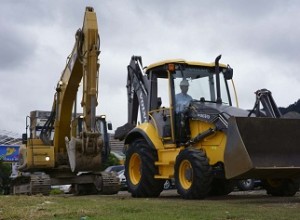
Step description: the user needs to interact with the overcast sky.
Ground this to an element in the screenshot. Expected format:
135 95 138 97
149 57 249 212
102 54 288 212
1 0 300 135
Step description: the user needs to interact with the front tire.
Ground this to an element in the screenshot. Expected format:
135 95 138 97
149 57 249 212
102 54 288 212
125 138 164 197
175 148 212 199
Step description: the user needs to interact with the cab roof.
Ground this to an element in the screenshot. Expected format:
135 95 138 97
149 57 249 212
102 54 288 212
145 59 227 73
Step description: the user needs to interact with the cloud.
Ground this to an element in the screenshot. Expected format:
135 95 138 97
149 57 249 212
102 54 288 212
1 0 300 134
0 24 35 70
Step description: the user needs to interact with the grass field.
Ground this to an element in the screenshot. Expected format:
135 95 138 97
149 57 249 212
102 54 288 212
0 190 299 220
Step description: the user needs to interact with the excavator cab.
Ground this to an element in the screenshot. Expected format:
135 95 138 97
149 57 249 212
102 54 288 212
70 114 112 164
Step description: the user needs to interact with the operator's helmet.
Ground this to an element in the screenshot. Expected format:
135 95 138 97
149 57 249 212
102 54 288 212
180 79 189 87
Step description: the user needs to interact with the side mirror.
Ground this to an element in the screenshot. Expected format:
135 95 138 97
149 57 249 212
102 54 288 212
223 66 233 80
22 133 27 144
107 122 113 131
157 97 162 108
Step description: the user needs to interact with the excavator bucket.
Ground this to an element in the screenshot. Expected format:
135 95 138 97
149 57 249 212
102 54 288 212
224 117 300 179
66 136 102 172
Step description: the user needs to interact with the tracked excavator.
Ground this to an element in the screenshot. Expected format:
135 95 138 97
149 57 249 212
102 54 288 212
115 55 300 199
11 7 120 195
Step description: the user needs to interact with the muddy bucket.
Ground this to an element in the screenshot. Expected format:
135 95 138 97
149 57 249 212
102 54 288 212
224 117 300 179
66 136 102 172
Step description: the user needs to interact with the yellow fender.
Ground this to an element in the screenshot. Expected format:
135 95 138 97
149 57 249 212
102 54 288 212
124 123 164 151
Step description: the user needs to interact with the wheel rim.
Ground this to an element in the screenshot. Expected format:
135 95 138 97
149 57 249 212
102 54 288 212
129 153 141 185
179 159 193 190
164 180 171 190
242 179 252 187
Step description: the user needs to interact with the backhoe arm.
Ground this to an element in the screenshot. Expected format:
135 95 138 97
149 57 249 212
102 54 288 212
248 89 282 118
115 56 149 140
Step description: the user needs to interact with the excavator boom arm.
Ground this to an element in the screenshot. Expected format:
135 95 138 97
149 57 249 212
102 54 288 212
53 7 100 152
15 7 120 196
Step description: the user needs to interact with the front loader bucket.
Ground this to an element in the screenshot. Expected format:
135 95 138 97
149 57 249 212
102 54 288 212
224 117 300 179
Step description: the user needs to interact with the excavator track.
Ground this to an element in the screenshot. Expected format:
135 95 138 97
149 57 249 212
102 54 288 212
30 173 51 195
12 173 51 195
99 171 120 195
73 171 120 195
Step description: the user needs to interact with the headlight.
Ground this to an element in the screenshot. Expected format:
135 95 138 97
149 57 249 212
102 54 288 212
45 156 50 161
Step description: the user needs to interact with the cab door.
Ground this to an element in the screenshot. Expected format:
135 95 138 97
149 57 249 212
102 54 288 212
148 71 175 144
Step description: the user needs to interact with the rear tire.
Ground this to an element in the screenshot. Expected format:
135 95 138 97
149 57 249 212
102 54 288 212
125 138 164 197
263 179 299 197
175 148 212 199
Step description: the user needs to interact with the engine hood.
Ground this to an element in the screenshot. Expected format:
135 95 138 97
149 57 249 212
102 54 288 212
187 101 249 130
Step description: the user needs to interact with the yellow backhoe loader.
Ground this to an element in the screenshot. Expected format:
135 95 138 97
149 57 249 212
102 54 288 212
116 55 300 199
11 7 120 195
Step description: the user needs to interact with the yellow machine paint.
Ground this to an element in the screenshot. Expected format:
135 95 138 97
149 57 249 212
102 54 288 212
13 7 120 195
19 140 55 169
132 122 182 179
118 55 300 199
189 120 226 165
135 120 225 179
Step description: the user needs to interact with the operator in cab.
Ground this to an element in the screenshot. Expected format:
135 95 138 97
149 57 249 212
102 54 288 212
175 79 192 113
175 79 192 143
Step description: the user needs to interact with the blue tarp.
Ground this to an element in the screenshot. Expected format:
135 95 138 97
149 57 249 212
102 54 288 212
0 145 19 162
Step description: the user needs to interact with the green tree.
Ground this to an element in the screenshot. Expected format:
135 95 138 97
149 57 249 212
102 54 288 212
0 160 11 194
101 153 120 170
